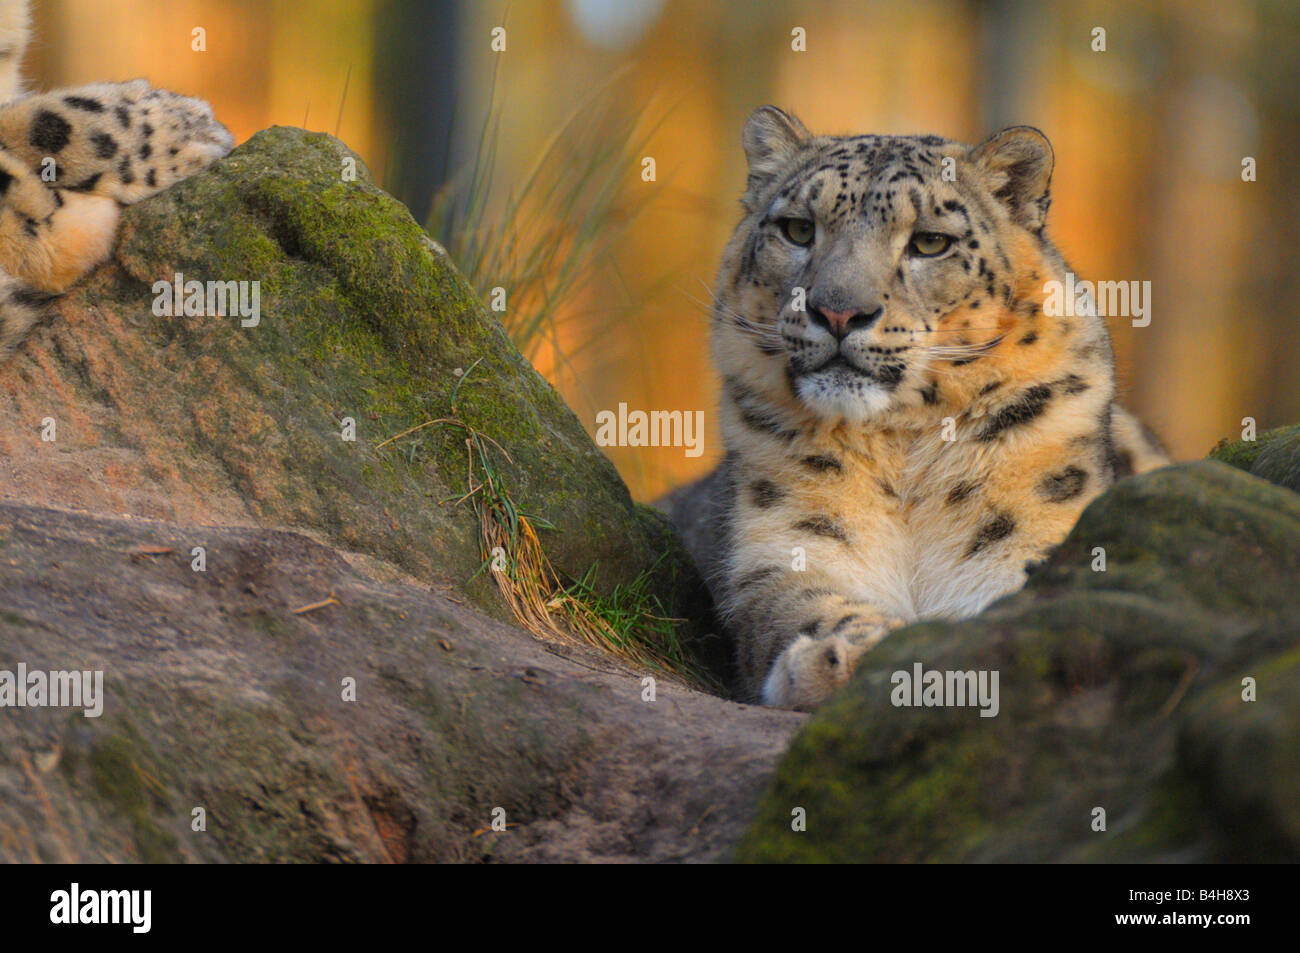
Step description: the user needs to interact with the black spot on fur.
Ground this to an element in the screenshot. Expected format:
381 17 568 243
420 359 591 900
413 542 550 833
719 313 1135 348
749 480 785 508
737 402 796 440
68 172 102 192
1096 404 1124 479
1038 466 1089 503
978 384 1053 441
1060 374 1091 395
828 614 862 635
30 110 72 153
966 512 1016 557
801 454 843 473
794 516 850 543
727 378 798 441
115 105 131 128
145 169 156 188
875 363 904 386
139 143 152 160
946 480 978 505
0 168 12 195
1018 331 1038 346
63 95 104 112
89 132 118 159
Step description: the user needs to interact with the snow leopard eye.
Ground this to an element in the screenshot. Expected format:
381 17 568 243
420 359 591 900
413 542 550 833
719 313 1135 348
908 232 953 257
779 217 815 246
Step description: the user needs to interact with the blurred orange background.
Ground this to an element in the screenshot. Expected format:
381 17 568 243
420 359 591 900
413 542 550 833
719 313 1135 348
28 0 1300 500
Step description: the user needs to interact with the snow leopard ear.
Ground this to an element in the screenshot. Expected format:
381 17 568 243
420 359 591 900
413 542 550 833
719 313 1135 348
969 126 1054 231
741 105 810 210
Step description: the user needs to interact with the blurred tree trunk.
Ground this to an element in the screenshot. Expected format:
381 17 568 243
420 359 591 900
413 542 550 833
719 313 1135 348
1252 1 1300 428
975 0 1053 131
372 0 459 224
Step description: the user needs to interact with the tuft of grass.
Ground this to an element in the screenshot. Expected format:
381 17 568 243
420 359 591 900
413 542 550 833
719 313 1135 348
384 75 712 683
378 362 716 691
551 560 708 680
426 70 661 365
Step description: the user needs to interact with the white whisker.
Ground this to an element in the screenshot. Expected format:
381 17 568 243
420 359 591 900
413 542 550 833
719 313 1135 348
682 278 783 346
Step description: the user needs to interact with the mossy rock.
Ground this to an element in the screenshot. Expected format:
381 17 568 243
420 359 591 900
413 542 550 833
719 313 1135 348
0 126 721 678
736 456 1300 862
1210 423 1300 493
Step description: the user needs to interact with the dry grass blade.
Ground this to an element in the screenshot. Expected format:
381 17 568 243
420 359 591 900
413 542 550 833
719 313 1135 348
427 70 665 361
378 386 716 690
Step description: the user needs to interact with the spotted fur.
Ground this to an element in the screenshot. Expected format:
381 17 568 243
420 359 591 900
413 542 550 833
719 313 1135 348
664 106 1168 711
0 1 232 361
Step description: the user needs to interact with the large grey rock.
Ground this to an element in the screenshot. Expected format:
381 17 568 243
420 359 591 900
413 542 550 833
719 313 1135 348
0 502 801 862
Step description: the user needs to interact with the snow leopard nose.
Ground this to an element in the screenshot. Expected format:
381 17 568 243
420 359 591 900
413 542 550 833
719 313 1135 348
809 305 882 341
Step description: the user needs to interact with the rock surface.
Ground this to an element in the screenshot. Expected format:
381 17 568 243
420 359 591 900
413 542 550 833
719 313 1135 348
0 502 800 862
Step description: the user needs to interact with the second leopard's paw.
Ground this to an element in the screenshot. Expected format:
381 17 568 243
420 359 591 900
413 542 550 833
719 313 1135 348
762 635 867 711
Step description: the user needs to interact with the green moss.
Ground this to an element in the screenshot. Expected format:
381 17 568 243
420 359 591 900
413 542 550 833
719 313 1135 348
1209 423 1300 490
89 728 179 863
1250 426 1300 492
